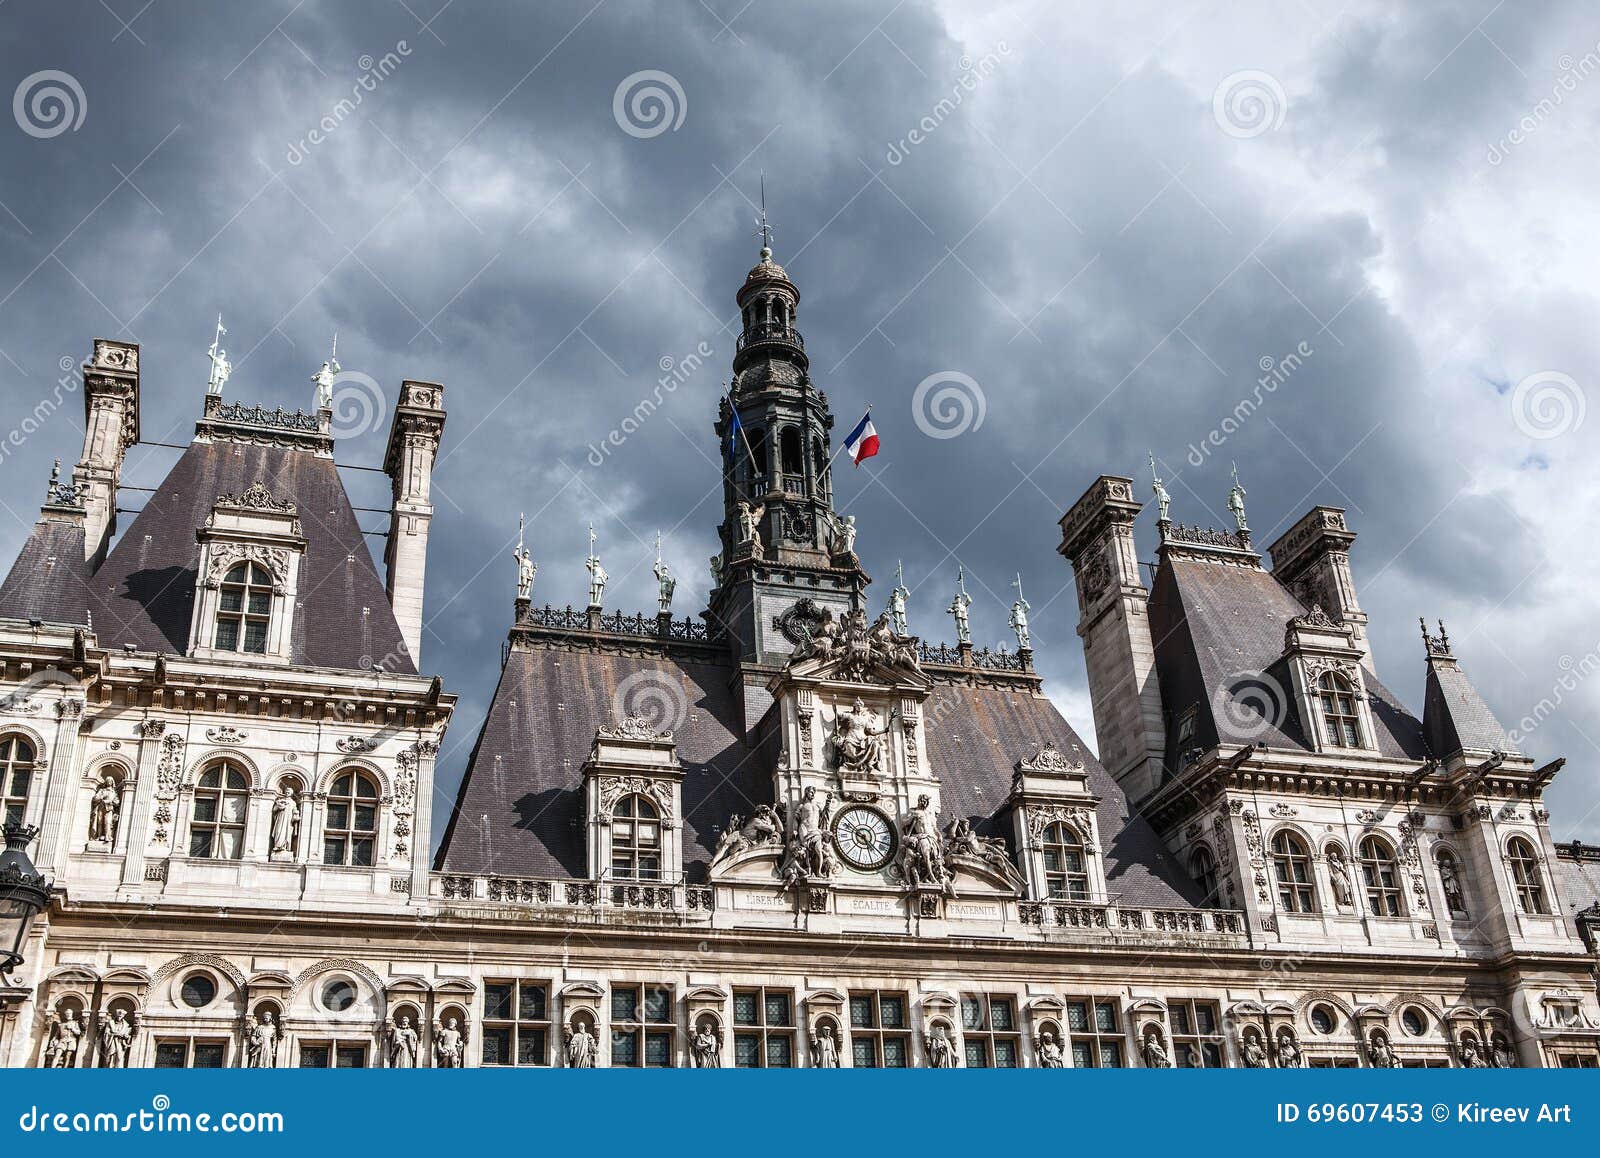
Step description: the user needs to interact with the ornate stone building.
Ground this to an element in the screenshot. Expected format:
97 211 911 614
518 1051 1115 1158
1 242 1597 1070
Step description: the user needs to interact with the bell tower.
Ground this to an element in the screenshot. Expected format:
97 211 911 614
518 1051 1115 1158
706 217 866 732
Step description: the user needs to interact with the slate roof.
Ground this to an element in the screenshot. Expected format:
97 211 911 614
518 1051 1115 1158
1149 555 1427 770
437 638 1201 906
1423 656 1521 759
1556 844 1600 914
0 439 413 674
0 515 93 625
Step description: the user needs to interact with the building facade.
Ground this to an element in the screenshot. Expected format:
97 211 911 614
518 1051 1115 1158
1 242 1597 1071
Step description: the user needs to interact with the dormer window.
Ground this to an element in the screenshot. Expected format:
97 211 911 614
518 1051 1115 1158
1041 822 1089 900
611 795 663 881
1317 672 1363 748
214 563 273 653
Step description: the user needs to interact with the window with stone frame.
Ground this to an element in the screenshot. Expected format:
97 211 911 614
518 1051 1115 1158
960 994 1020 1068
1307 1056 1360 1068
1064 996 1124 1067
153 1038 228 1068
481 980 551 1066
1041 821 1090 900
1188 843 1220 908
610 794 663 881
213 562 273 654
732 987 794 1068
1270 830 1317 913
1506 837 1548 915
323 769 379 868
0 734 35 828
1316 671 1363 748
848 991 910 1068
1167 999 1225 1067
1555 1051 1599 1068
298 1041 368 1068
188 761 249 860
1358 835 1403 917
610 984 675 1067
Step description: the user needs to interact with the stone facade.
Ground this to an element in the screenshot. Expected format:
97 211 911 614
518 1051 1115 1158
1 243 1597 1071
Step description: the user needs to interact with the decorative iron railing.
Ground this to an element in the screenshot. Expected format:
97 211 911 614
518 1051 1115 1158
208 401 322 432
735 325 804 353
518 604 709 642
917 642 1030 671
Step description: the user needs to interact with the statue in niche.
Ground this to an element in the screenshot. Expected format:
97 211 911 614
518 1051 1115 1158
826 512 857 557
1239 1027 1268 1068
244 1010 279 1068
1141 1028 1171 1068
829 698 889 778
1491 1036 1515 1069
780 786 835 883
1327 846 1354 909
1459 1035 1487 1068
99 1007 136 1068
88 773 120 844
386 1014 421 1068
899 794 949 890
1036 1030 1065 1068
1438 856 1467 915
1274 1027 1303 1069
924 1023 957 1068
434 1017 466 1068
810 1023 840 1068
713 804 783 863
44 1010 83 1068
691 1021 721 1068
565 1018 597 1068
1366 1028 1400 1069
270 786 300 857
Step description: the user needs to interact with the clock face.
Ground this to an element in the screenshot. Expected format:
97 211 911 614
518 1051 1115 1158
832 806 896 871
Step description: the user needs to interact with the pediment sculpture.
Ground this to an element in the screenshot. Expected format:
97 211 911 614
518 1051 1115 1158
789 606 922 682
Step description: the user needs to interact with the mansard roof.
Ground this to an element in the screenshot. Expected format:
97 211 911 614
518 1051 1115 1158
1423 646 1521 760
437 629 1200 907
58 439 411 673
1149 554 1427 766
0 515 92 625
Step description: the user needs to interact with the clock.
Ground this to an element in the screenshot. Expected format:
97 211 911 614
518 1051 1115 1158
832 805 896 871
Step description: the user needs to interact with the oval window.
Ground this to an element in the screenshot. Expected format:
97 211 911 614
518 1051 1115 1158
180 974 217 1009
322 979 358 1012
1309 1004 1336 1035
1401 1007 1427 1037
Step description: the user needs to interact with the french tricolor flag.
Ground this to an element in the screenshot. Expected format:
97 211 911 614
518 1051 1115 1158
843 411 879 466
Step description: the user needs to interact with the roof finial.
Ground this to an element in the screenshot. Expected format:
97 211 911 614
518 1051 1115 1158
205 313 231 396
1227 461 1249 534
312 332 340 412
513 513 536 601
1437 618 1450 651
754 172 774 258
947 565 972 646
1149 451 1171 524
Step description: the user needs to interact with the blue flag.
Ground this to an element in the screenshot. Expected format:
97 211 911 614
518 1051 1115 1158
728 406 744 459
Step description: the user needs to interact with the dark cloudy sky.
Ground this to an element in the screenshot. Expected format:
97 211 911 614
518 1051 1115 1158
2 1 1597 845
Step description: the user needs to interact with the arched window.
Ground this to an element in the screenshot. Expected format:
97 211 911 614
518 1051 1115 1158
215 562 272 654
1317 672 1362 748
1188 844 1220 907
1041 822 1089 901
189 762 249 859
611 795 662 881
779 427 802 476
1357 836 1402 917
1506 837 1547 915
0 734 36 828
323 770 379 868
1270 831 1316 913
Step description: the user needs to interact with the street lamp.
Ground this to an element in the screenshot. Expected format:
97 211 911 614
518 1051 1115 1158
0 825 50 973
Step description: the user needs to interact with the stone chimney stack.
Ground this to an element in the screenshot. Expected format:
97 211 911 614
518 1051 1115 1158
382 381 446 664
1266 506 1371 666
1058 475 1167 803
73 339 140 568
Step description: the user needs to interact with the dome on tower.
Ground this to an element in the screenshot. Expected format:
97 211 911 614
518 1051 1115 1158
743 246 793 290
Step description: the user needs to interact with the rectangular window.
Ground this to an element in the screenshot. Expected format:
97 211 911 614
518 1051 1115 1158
961 994 1020 1068
298 1041 368 1068
481 980 551 1066
849 990 910 1068
610 984 675 1068
1308 1056 1360 1068
153 1038 228 1068
1065 997 1124 1067
732 987 794 1069
1167 999 1225 1068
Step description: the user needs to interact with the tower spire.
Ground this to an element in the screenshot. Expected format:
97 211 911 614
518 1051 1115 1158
755 172 775 257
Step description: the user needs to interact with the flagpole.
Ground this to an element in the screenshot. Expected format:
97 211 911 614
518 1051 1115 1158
723 381 762 478
819 402 872 487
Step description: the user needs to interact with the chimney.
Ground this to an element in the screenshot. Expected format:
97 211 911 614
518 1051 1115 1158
73 339 140 568
1266 506 1371 666
1058 475 1166 803
382 381 445 664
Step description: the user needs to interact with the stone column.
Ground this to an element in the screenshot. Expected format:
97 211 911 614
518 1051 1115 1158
35 698 87 875
119 720 169 890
